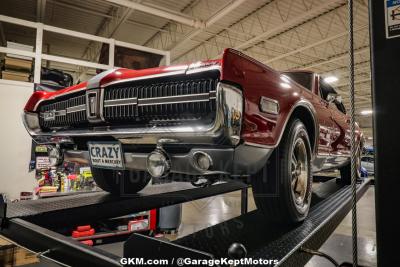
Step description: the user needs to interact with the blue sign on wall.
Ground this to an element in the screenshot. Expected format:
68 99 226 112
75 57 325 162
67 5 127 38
386 0 400 38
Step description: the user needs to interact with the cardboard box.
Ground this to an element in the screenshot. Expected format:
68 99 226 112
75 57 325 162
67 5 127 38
6 41 34 60
4 56 32 72
1 70 30 82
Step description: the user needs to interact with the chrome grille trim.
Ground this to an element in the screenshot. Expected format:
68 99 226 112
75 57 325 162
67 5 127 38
38 93 87 128
66 104 86 113
104 97 138 107
103 78 218 122
137 91 215 106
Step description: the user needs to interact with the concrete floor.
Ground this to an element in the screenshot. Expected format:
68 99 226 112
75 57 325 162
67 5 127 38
172 183 376 266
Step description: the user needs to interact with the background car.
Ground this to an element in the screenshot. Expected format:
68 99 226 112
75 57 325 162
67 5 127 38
361 156 375 175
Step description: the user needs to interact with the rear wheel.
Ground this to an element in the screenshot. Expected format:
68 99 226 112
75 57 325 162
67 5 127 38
251 119 313 223
91 168 151 195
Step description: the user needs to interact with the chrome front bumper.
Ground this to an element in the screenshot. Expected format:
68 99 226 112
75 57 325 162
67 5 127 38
64 143 273 176
23 82 243 146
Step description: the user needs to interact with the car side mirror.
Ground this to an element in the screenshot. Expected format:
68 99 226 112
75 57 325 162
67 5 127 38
326 93 336 103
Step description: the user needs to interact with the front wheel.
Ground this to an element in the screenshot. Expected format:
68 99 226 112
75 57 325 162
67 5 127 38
91 168 151 195
251 119 313 223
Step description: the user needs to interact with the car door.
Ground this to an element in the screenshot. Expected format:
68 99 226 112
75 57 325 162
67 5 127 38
329 103 351 156
314 77 335 156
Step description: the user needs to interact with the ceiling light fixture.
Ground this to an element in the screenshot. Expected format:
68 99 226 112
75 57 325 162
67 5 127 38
324 76 338 83
360 109 373 115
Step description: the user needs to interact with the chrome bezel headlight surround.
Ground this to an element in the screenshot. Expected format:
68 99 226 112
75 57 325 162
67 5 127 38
216 83 244 146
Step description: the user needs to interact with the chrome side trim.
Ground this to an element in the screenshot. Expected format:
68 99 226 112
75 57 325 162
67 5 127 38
244 141 275 149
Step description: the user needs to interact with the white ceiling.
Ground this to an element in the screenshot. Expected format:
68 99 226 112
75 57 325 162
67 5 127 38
0 0 373 135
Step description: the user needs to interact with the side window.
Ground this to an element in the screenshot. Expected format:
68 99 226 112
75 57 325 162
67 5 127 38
319 81 346 114
319 82 331 101
284 72 313 91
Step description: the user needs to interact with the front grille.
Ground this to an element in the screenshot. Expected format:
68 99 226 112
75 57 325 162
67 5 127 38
103 78 217 124
39 93 87 129
38 71 219 130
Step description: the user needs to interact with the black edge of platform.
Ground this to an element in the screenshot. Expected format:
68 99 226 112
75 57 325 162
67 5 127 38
1 218 121 267
6 181 248 228
165 179 371 266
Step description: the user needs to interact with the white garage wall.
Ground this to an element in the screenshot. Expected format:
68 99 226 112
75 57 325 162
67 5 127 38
0 79 36 200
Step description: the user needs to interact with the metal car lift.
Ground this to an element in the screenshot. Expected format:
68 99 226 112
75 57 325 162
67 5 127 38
0 178 372 266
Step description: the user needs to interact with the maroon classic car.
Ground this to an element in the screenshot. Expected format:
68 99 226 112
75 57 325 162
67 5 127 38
23 48 363 223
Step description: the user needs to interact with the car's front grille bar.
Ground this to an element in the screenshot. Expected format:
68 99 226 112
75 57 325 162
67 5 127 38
103 78 218 123
103 91 216 108
39 93 87 129
38 75 219 129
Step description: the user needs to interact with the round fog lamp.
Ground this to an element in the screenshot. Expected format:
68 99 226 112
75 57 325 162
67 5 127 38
47 146 63 167
193 152 213 171
146 150 170 178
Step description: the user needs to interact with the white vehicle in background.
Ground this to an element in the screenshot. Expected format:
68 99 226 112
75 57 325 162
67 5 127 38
361 156 375 175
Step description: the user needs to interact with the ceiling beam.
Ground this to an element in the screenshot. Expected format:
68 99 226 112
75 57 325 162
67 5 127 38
264 25 368 64
298 46 370 70
36 0 47 23
169 0 247 51
78 5 135 79
0 22 5 46
336 77 371 88
234 0 345 50
103 0 205 29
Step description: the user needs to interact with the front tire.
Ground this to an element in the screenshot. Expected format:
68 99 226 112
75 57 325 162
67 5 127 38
91 168 151 195
251 119 313 223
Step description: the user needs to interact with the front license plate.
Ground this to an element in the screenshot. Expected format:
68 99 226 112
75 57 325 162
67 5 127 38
88 142 124 169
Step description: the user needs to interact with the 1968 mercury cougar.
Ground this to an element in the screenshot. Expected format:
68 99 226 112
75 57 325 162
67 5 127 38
23 48 363 223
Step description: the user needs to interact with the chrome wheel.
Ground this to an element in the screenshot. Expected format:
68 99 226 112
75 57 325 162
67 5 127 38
291 137 310 211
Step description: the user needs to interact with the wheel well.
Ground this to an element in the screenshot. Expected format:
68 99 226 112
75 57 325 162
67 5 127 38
290 106 316 152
